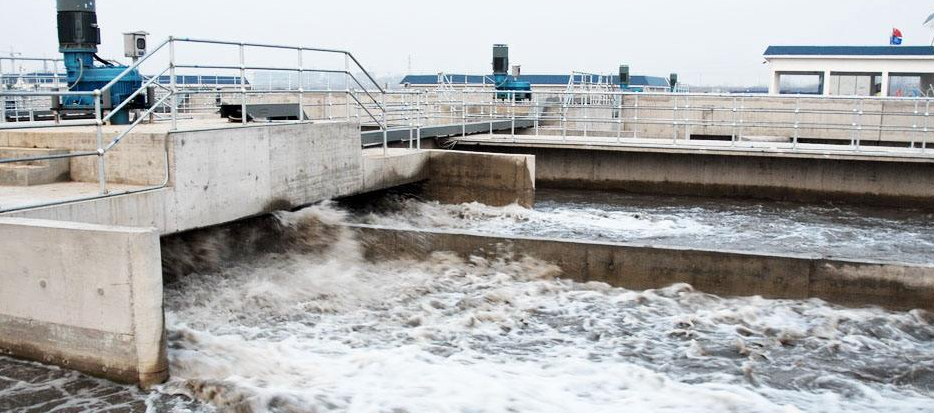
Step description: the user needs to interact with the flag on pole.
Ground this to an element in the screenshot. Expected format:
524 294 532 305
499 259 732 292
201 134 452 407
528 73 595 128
890 28 903 45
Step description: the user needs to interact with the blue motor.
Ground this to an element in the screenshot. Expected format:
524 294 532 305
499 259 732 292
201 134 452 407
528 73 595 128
57 0 146 124
492 44 531 101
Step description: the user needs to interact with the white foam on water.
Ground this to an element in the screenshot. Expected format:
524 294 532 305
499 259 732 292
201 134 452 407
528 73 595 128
351 192 934 263
156 203 934 413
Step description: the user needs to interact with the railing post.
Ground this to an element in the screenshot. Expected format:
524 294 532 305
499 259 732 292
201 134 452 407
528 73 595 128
511 91 516 138
616 94 622 143
297 48 304 122
0 59 5 124
416 91 422 150
923 99 930 153
381 91 387 156
912 100 919 149
326 72 332 120
633 94 639 139
672 95 679 144
738 96 745 142
583 93 588 138
562 92 568 141
462 90 466 138
489 93 494 137
406 92 413 150
345 54 351 121
684 94 691 141
94 89 107 195
855 98 863 151
239 42 246 125
169 37 177 131
730 96 737 147
792 97 800 149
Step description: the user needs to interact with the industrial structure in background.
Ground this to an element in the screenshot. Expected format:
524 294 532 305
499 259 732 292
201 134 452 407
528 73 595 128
55 0 152 124
491 44 531 100
765 45 934 96
402 44 680 94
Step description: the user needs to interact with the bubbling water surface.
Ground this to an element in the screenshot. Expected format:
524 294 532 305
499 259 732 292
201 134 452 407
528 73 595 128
347 189 934 264
156 203 934 413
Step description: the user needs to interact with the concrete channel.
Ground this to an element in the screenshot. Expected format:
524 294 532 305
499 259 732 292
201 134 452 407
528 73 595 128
352 224 934 312
1 116 933 392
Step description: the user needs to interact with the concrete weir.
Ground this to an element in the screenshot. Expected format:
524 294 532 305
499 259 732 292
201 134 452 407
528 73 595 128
352 224 934 311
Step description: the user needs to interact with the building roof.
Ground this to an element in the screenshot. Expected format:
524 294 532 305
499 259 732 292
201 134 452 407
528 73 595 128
764 46 934 57
400 74 670 87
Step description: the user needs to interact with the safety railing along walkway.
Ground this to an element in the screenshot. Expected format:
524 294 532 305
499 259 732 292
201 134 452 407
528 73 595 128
0 37 402 213
417 87 934 157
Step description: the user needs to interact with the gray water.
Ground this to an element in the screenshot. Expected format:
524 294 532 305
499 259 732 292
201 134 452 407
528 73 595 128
151 205 934 412
350 189 934 264
3 194 933 413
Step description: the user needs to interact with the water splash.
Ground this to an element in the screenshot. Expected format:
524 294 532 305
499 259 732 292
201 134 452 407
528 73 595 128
155 202 934 413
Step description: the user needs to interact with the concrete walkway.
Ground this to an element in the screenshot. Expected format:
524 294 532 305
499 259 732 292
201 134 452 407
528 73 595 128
0 182 147 212
454 133 934 161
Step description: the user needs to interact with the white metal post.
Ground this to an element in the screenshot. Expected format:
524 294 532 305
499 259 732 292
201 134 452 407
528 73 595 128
297 48 304 121
672 96 679 144
633 94 639 139
0 59 5 124
792 97 800 149
239 42 246 125
416 91 421 150
616 94 622 143
381 91 387 156
345 54 351 121
855 98 863 151
94 89 107 195
922 99 930 153
511 91 516 138
169 37 177 131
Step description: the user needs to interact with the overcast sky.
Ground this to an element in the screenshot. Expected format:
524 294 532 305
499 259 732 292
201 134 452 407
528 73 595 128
2 0 933 86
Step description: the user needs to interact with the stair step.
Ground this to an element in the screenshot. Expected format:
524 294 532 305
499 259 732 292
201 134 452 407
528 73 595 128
0 147 71 186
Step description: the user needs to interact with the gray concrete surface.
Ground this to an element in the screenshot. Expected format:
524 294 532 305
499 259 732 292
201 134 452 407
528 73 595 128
450 141 934 208
0 218 166 387
2 121 365 234
424 150 535 207
352 224 934 311
0 147 70 186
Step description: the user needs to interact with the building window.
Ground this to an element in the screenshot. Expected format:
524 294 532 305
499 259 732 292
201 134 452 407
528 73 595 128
827 73 881 96
778 73 823 95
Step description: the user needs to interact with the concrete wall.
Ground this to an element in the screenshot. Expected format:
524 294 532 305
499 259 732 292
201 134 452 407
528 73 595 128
361 149 430 193
453 143 934 208
4 122 365 234
353 224 934 311
424 150 535 207
0 217 167 386
0 128 170 186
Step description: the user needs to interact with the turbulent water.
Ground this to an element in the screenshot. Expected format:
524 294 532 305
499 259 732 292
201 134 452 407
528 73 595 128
150 203 934 413
348 189 934 264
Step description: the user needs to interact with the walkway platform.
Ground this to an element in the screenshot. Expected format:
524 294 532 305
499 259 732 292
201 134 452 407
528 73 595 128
452 133 934 162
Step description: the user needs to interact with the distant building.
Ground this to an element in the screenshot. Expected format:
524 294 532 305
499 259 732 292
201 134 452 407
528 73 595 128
764 46 934 97
400 74 673 92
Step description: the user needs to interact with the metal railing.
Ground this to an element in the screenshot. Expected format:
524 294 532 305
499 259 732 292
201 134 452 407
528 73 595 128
0 36 400 213
5 41 934 213
417 87 933 156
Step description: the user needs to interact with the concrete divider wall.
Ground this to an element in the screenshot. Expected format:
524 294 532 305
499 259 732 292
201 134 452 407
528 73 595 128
353 224 934 311
0 217 167 386
424 150 535 207
457 144 934 208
